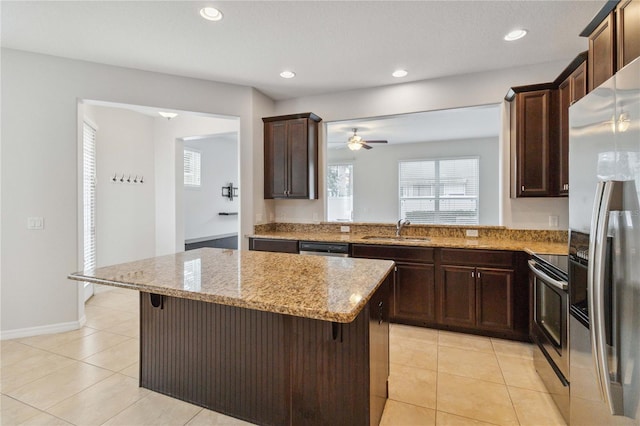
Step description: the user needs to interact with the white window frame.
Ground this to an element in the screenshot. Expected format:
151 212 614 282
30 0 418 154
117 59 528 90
326 163 354 222
399 156 480 225
184 148 202 187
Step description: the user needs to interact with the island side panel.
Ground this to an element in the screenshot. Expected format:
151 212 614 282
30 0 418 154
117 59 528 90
139 293 290 425
290 275 391 426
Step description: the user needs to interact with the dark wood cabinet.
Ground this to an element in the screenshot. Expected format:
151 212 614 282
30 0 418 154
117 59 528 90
263 113 321 199
438 249 527 340
249 237 299 253
508 87 557 197
440 265 475 327
395 263 436 323
476 267 514 331
617 0 640 70
351 244 436 326
556 54 587 196
588 11 615 91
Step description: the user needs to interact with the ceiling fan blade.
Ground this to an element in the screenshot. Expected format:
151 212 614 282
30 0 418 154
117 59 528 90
364 140 388 144
361 143 373 150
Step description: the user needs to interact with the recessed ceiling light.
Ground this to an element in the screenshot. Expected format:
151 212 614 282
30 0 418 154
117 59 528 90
158 112 178 120
280 71 296 79
504 29 527 41
392 69 408 78
200 7 223 21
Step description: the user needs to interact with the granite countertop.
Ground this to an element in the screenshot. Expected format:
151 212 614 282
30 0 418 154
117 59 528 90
249 232 568 255
68 248 394 323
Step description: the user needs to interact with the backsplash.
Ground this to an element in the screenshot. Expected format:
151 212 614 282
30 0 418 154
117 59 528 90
253 222 568 243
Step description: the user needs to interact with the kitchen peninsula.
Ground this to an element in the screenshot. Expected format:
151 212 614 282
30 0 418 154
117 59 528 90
68 248 394 426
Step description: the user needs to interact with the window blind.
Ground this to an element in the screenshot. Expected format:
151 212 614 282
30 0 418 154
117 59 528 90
184 148 201 186
83 122 97 273
399 158 479 225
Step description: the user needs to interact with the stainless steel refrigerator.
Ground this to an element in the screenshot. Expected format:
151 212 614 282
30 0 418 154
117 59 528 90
569 57 640 425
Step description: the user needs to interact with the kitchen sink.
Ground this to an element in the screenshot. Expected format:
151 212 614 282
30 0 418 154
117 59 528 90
361 236 431 242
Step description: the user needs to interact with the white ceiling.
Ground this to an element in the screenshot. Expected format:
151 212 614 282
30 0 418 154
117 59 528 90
1 1 606 101
326 103 501 148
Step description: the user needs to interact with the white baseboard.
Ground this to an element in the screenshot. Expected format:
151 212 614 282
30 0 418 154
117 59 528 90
1 319 84 341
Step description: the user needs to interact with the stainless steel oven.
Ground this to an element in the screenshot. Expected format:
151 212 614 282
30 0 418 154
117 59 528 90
529 253 569 423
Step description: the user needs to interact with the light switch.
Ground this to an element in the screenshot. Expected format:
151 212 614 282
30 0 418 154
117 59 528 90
27 217 44 230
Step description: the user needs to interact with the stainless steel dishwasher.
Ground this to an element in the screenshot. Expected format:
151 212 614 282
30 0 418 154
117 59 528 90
299 241 350 257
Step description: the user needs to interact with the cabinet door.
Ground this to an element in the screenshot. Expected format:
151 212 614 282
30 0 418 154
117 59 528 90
476 268 514 331
558 78 571 196
588 12 615 91
513 90 552 196
572 61 587 102
394 263 436 323
439 265 475 327
286 118 310 198
617 0 640 70
264 121 288 198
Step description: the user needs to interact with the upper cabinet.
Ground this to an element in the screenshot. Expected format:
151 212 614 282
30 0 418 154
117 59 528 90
587 10 615 91
556 53 588 196
582 0 640 92
617 0 640 69
263 113 322 199
507 85 557 198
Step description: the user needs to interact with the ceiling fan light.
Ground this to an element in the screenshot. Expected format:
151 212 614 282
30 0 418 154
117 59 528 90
348 141 362 151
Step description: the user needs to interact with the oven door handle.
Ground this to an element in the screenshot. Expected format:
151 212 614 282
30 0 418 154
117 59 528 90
527 260 568 290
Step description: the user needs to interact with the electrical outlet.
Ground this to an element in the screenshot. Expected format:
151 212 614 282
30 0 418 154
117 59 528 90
340 226 350 233
465 229 478 238
312 212 319 222
549 215 559 227
255 212 263 223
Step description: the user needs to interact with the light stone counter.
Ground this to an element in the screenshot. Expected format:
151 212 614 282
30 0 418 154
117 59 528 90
68 247 394 323
249 231 568 255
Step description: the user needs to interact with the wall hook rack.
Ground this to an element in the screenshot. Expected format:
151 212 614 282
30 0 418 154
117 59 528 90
221 183 238 201
111 173 144 184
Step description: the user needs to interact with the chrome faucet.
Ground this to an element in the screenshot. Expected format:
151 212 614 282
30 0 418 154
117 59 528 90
395 219 411 237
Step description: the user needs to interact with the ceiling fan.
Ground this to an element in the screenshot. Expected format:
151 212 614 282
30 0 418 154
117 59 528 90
347 128 388 151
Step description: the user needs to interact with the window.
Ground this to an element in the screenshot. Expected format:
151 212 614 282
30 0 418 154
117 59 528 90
83 122 97 273
184 148 201 187
399 158 479 225
327 164 353 222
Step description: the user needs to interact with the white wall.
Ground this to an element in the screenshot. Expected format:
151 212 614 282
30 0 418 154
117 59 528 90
325 137 499 224
183 135 238 241
84 104 156 267
274 60 570 229
1 48 273 337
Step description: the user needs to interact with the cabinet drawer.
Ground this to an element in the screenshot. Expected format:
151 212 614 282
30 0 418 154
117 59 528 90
250 238 299 254
440 249 513 267
352 244 434 263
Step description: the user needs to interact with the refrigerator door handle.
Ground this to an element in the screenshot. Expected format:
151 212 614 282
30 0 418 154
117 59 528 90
588 181 605 400
593 180 624 416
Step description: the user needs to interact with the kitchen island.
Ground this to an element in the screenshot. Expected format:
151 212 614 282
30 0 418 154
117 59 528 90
68 248 394 426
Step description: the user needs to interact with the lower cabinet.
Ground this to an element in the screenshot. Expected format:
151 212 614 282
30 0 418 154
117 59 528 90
395 263 436 323
476 267 514 331
351 244 435 326
440 265 515 332
440 265 476 327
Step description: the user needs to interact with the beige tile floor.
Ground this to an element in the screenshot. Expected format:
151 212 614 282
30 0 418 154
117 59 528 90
1 287 566 426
